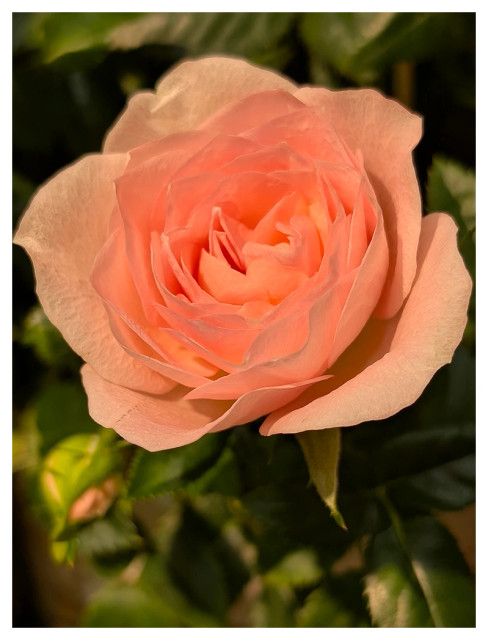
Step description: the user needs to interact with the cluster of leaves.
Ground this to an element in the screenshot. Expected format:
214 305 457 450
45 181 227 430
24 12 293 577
13 12 475 628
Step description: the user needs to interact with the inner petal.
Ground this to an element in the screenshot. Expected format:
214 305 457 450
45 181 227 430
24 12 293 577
246 258 308 304
198 249 269 305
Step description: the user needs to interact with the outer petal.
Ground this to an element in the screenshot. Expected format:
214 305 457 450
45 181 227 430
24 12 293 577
260 213 472 435
14 154 173 395
295 87 422 319
104 56 297 152
82 365 231 451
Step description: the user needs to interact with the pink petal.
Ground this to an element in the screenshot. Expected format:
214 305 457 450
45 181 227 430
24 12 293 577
260 213 472 435
14 154 172 394
104 57 297 153
198 249 269 305
186 272 356 400
207 375 332 433
94 232 219 384
326 183 389 365
246 259 308 304
245 107 353 166
81 365 232 451
295 87 423 318
200 90 305 135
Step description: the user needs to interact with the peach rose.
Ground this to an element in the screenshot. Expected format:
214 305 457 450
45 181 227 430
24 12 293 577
15 57 471 451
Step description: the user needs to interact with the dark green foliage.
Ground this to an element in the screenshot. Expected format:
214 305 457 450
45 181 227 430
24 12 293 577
365 516 475 627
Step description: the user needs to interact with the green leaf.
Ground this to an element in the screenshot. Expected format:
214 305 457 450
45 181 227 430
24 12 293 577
82 582 186 627
141 553 221 627
365 513 475 627
77 509 144 573
427 156 475 234
365 525 434 627
387 454 475 513
426 156 475 291
403 517 475 627
109 13 296 68
168 505 249 618
300 13 460 85
297 586 365 628
20 306 80 371
127 432 227 500
264 549 323 589
296 428 346 528
28 13 144 63
249 583 296 628
21 13 296 70
186 445 241 497
39 431 123 538
36 380 99 455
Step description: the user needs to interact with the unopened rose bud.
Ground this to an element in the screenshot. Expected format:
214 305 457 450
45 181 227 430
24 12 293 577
68 475 119 523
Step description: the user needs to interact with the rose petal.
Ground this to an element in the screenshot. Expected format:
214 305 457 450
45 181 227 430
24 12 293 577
326 182 389 365
81 365 232 451
200 90 305 135
295 87 422 318
198 249 269 305
104 57 297 152
260 213 472 435
14 154 172 394
186 271 356 400
207 375 332 433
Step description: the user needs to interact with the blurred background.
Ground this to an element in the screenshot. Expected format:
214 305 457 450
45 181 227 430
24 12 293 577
12 13 475 628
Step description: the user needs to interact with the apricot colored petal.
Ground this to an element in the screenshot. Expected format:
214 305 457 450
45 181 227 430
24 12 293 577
247 259 308 304
198 250 269 304
104 56 296 152
245 107 352 166
327 186 389 366
126 130 213 171
14 154 171 394
260 213 472 435
220 142 310 176
187 273 356 400
295 87 422 318
200 90 305 134
82 365 231 451
207 375 331 433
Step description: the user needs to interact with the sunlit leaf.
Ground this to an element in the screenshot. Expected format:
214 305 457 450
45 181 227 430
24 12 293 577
427 156 475 234
82 581 185 627
26 13 144 62
109 13 296 68
264 549 323 588
403 517 475 627
296 428 345 528
365 515 475 627
300 13 470 85
297 586 365 627
249 583 296 628
39 431 123 538
365 525 434 627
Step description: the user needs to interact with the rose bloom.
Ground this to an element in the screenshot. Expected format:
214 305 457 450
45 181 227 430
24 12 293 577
15 57 471 451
